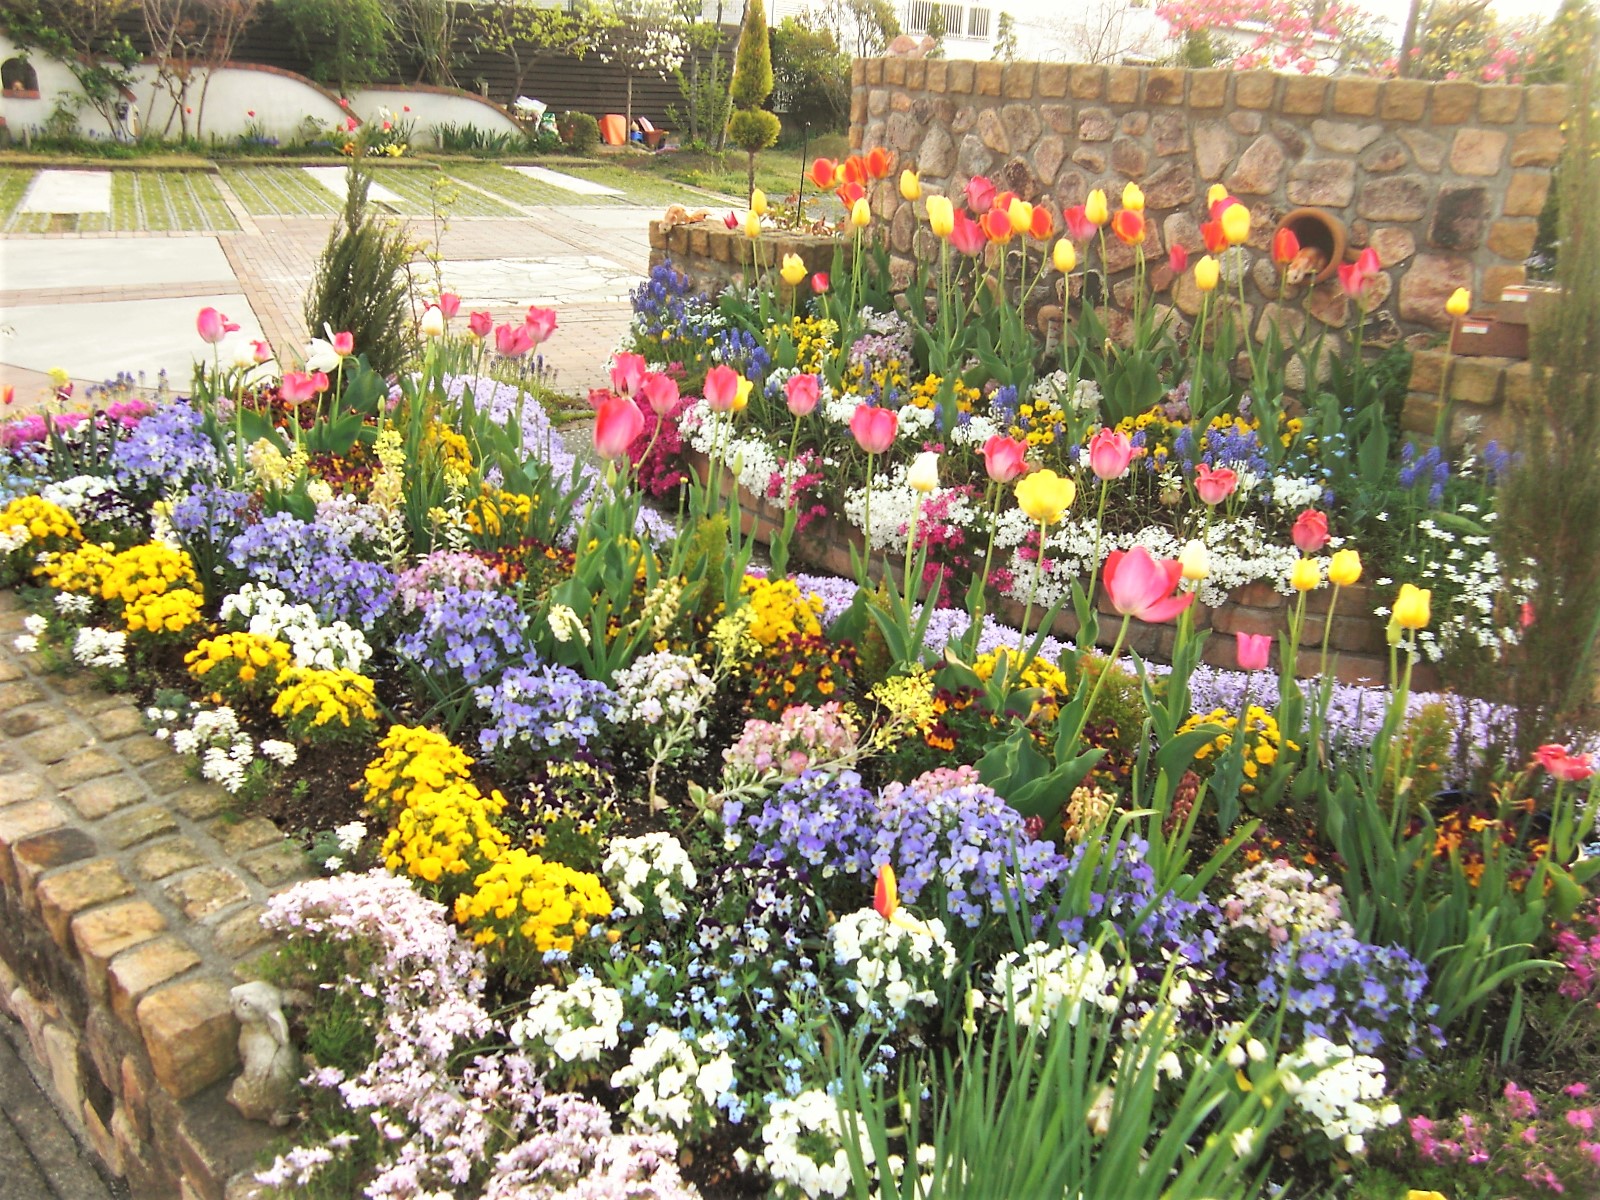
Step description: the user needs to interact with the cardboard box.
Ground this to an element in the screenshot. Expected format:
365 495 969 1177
1451 312 1529 359
1496 283 1562 329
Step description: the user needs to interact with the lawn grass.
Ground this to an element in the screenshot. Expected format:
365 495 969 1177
368 167 523 217
221 165 340 216
108 171 238 231
443 163 617 208
0 167 34 226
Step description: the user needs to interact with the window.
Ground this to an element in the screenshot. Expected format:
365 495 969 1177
967 6 990 37
905 0 967 36
1 57 39 98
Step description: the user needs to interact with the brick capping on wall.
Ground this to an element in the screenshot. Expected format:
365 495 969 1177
684 451 1433 689
847 58 1565 352
0 589 309 1200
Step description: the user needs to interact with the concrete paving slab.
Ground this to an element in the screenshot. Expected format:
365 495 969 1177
302 166 403 206
18 171 113 215
0 237 237 291
442 255 641 306
510 165 625 197
0 1012 120 1199
0 293 263 386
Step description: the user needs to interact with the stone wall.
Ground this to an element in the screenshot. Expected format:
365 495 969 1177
0 591 308 1200
647 221 848 302
848 59 1566 352
1403 349 1541 449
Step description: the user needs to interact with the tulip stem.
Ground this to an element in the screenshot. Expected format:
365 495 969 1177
1068 614 1130 751
1318 582 1342 682
1018 518 1047 649
1086 479 1111 627
858 453 876 587
903 495 923 605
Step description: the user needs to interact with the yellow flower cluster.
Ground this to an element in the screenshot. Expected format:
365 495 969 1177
364 724 478 812
100 543 197 606
38 542 118 593
869 669 938 735
384 776 509 885
0 496 82 546
453 847 613 956
907 374 981 416
1008 392 1068 449
466 486 531 539
123 587 204 636
973 648 1070 724
842 357 911 406
271 667 380 740
186 632 293 696
1179 705 1298 792
739 575 824 648
425 424 473 474
768 314 839 373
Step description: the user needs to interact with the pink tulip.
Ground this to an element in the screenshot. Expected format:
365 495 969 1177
438 292 461 319
1168 244 1189 275
494 323 534 357
250 339 273 363
1194 464 1238 506
196 306 237 344
1062 204 1095 243
1087 428 1133 481
786 373 820 417
331 331 354 357
593 392 645 461
1292 509 1329 555
468 311 493 339
1533 743 1595 782
1236 632 1272 672
949 211 987 257
279 372 317 405
811 272 830 294
1337 261 1369 299
1102 547 1195 623
1521 601 1535 629
850 404 898 455
524 306 558 345
703 364 742 413
610 352 647 397
980 435 1029 484
965 175 996 213
310 371 330 393
1356 247 1381 277
723 211 740 229
345 116 359 132
639 372 680 417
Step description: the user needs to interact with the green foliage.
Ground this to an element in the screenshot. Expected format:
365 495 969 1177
273 0 393 92
924 2 947 54
472 0 609 102
304 163 414 381
726 107 780 154
557 111 601 154
3 0 140 134
432 123 519 154
770 15 850 135
729 0 775 110
992 10 1017 59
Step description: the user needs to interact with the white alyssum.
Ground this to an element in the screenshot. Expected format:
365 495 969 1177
12 613 48 654
828 908 955 1025
601 832 698 921
40 475 116 515
988 942 1120 1034
761 1088 876 1199
72 627 127 669
260 740 299 768
509 974 624 1069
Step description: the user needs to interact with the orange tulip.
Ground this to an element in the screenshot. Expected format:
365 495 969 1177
838 180 866 208
1029 205 1054 240
981 208 1014 243
1201 220 1228 254
865 146 894 179
808 157 837 190
1272 227 1301 265
1111 209 1146 246
842 155 869 186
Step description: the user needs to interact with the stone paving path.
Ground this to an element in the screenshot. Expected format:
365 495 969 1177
0 1009 122 1200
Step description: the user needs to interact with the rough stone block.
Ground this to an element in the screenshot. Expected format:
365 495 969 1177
133 838 209 882
73 899 167 998
947 61 974 94
1 705 65 738
1525 83 1570 124
1483 264 1527 305
13 826 97 909
1430 183 1490 251
1488 218 1538 261
1399 253 1474 329
209 817 281 857
1477 85 1521 123
36 858 134 950
905 60 925 89
212 905 273 961
1503 361 1538 409
1234 72 1277 110
109 937 202 1030
66 774 146 821
1188 69 1227 108
1511 127 1563 168
171 785 225 821
103 805 179 850
139 756 194 797
1429 81 1477 124
137 977 238 1101
1036 63 1068 98
1145 68 1184 105
1380 80 1429 121
974 61 1002 97
1504 171 1551 217
1226 134 1287 195
1286 159 1356 207
1358 176 1430 222
1106 67 1141 104
164 868 250 922
1332 77 1381 116
1279 75 1328 115
1449 128 1507 176
1002 63 1034 100
0 799 67 889
238 844 306 889
925 59 946 93
883 56 905 86
20 723 90 765
0 771 44 807
1451 358 1508 406
1410 349 1449 393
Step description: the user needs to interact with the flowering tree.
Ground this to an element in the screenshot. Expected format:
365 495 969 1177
1156 0 1389 74
473 0 613 106
596 0 688 134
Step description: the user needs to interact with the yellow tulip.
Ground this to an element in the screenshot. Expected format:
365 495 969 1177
1405 1192 1448 1200
732 376 753 413
1291 558 1322 592
1446 287 1471 317
1015 469 1076 526
926 194 955 238
744 209 761 239
1008 198 1034 234
1122 181 1145 213
1328 549 1362 587
1053 238 1076 273
1179 539 1210 581
1221 202 1251 246
780 253 807 286
1393 583 1431 630
899 169 921 201
1207 183 1229 207
851 197 872 227
1085 188 1109 226
751 188 769 216
1194 256 1221 292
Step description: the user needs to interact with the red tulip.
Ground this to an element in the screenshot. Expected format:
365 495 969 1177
1087 428 1134 481
196 306 237 344
1356 247 1381 277
610 352 647 397
811 272 830 294
331 331 354 357
1236 632 1272 672
1103 547 1195 623
438 292 461 319
979 435 1029 483
980 209 1014 244
494 323 534 357
1063 204 1095 243
1338 262 1369 299
524 306 558 345
1209 194 1240 221
639 372 680 417
1533 743 1595 782
1521 600 1535 629
1111 209 1145 246
785 373 820 417
468 311 493 339
345 116 359 132
837 180 866 208
1292 509 1329 554
1029 206 1054 240
1200 220 1228 254
593 392 645 461
965 175 996 214
723 211 740 229
1168 244 1189 275
1272 227 1301 265
338 97 349 108
280 372 317 405
874 862 898 919
703 364 741 413
1193 464 1238 506
865 146 893 179
808 157 837 190
247 109 255 118
949 211 987 256
850 404 898 454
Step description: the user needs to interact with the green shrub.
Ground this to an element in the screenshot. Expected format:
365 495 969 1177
433 122 519 154
273 0 393 92
556 111 600 154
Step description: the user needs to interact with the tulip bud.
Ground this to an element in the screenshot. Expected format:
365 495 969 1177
1194 256 1220 292
1179 539 1210 581
780 253 807 286
899 169 921 201
851 197 872 227
751 188 769 216
1446 287 1471 317
811 272 830 293
420 305 446 339
1008 198 1034 234
1053 238 1076 273
1221 203 1251 246
907 451 940 494
1084 188 1109 226
1291 558 1323 592
1121 181 1144 213
1328 549 1362 587
926 194 955 238
744 209 762 239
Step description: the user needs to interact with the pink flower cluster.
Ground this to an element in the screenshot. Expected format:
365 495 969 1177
1410 1080 1600 1194
1555 901 1600 1004
724 702 858 781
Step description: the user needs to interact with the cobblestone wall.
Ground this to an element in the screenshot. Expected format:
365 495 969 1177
848 59 1566 352
0 591 307 1200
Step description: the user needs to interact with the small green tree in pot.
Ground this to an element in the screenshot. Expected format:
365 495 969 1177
727 0 780 204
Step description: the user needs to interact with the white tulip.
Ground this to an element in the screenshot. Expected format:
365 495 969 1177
907 451 940 494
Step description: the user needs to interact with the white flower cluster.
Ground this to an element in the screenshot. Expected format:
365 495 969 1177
601 833 698 921
260 739 298 767
610 652 715 733
72 626 127 669
0 524 30 556
1220 859 1349 954
149 702 270 793
1280 1037 1401 1155
609 1027 736 1136
546 603 590 646
509 974 624 1071
828 908 955 1024
40 474 115 515
1403 512 1529 664
760 1089 876 1199
988 942 1121 1034
681 403 788 500
1265 473 1326 512
333 821 366 854
839 462 982 553
12 612 48 654
219 583 372 672
54 591 94 617
1034 370 1102 417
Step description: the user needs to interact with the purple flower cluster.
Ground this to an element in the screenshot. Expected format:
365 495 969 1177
226 513 396 629
169 486 253 545
110 399 219 494
1050 835 1223 970
395 585 531 688
1257 927 1438 1057
474 661 613 754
